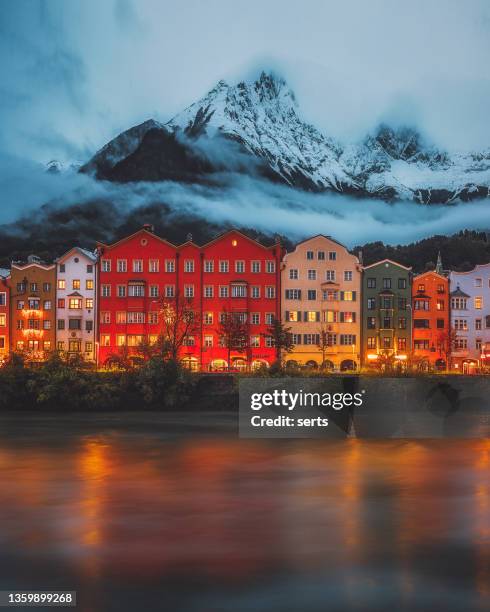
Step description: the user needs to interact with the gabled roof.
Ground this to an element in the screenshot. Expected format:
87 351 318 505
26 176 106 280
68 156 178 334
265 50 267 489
96 228 176 251
202 229 278 252
11 261 55 271
363 258 412 271
450 262 490 276
56 246 97 264
67 291 83 297
450 286 470 298
413 270 447 281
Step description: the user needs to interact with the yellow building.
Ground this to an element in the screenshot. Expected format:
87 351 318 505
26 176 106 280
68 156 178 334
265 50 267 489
281 235 362 371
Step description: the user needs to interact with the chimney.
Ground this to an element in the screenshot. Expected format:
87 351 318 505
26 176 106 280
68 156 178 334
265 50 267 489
186 233 193 242
27 255 41 264
358 250 363 265
143 223 154 233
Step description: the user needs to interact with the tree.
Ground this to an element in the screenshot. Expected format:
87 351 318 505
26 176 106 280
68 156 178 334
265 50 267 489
157 292 200 362
263 317 294 364
316 323 333 369
218 310 249 369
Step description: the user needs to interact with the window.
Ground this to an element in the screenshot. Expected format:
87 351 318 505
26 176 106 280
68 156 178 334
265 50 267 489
382 296 392 309
340 312 355 323
101 284 111 297
204 285 214 298
72 279 80 290
398 278 407 289
382 317 392 329
398 297 407 310
127 312 145 324
289 269 298 280
68 319 81 330
367 278 376 289
475 296 483 309
28 319 40 330
266 286 275 299
265 313 274 325
183 336 195 347
324 310 337 323
133 259 143 273
114 334 125 347
344 271 353 281
451 297 467 310
219 260 229 273
58 279 66 290
85 342 93 353
57 299 65 309
251 261 261 273
285 289 301 300
324 289 338 301
101 335 111 347
0 292 5 307
165 259 175 273
454 338 468 350
398 338 407 351
383 278 392 289
308 269 317 280
128 284 144 297
307 311 319 322
476 339 482 351
117 285 126 297
486 315 490 329
184 259 195 273
398 317 407 329
43 300 52 310
415 299 429 311
219 285 229 298
17 300 25 310
59 264 65 273
475 278 482 287
0 314 5 327
250 335 260 348
86 321 93 332
367 297 376 310
68 340 81 353
17 320 24 330
307 290 317 300
149 259 159 273
86 279 94 290
286 311 299 322
149 312 158 325
117 259 127 273
454 319 468 331
251 286 260 298
29 283 38 293
437 284 445 293
69 298 83 309
266 261 276 273
251 313 260 325
265 336 275 348
418 284 425 292
204 260 214 273
317 251 325 260
184 285 194 298
100 312 111 324
43 282 51 292
414 340 430 350
231 284 246 298
149 285 159 298
326 270 336 281
303 334 319 345
235 260 245 273
340 334 356 346
204 312 213 325
204 335 213 347
165 285 175 298
382 337 392 349
342 291 354 301
87 265 93 274
437 319 445 329
127 335 144 347
16 282 26 294
116 312 126 324
328 251 337 261
86 298 94 309
28 298 40 310
101 259 111 272
367 337 376 349
414 319 430 329
436 299 444 311
57 341 64 351
367 317 376 329
306 251 314 260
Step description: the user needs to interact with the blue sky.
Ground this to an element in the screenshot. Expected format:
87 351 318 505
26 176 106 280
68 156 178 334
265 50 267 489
1 0 490 164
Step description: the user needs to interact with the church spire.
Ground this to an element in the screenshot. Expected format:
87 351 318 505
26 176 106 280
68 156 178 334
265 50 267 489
435 251 443 275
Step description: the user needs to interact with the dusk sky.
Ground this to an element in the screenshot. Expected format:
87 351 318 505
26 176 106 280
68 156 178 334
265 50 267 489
2 0 490 164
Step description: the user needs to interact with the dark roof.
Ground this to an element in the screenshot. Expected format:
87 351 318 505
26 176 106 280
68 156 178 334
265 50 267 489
450 287 470 298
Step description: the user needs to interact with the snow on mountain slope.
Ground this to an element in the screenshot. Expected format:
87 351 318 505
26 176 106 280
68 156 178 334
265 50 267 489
80 72 490 203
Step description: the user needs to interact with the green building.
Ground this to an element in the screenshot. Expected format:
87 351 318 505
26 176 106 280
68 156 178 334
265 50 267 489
362 259 412 367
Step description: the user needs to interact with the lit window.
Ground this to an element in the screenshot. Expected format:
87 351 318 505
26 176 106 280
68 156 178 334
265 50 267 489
58 280 66 290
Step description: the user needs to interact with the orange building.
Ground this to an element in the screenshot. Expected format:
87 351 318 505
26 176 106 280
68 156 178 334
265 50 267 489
412 258 450 370
0 269 9 363
10 257 56 361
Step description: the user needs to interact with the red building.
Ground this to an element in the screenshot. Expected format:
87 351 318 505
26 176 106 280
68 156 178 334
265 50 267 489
96 226 283 370
412 264 450 371
199 230 283 371
0 270 9 364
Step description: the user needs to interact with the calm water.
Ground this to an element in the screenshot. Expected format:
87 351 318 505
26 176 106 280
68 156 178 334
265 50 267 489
0 412 488 612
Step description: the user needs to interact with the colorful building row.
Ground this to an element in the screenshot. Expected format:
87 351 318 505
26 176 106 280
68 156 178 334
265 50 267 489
0 228 489 372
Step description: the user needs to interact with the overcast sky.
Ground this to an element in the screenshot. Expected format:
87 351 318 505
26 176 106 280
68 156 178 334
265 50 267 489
1 0 490 165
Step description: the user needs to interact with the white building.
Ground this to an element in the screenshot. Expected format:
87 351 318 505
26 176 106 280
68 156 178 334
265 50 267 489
449 263 490 372
55 248 97 362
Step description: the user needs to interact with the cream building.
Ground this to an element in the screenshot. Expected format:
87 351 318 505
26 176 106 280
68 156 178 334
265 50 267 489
281 235 362 370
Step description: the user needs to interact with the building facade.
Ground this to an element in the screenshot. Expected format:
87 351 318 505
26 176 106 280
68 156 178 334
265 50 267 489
9 257 56 360
412 269 450 370
449 264 490 373
281 235 361 370
55 248 97 362
200 230 283 371
362 259 412 367
0 269 9 364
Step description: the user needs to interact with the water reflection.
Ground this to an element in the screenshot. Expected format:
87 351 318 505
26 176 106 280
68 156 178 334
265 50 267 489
0 414 488 611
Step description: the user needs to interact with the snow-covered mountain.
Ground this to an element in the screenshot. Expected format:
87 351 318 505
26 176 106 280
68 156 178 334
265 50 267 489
80 72 490 203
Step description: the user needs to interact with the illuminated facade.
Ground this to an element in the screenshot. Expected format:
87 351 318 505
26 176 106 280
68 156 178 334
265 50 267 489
412 267 450 370
55 247 97 362
9 257 56 360
0 268 9 363
281 235 361 370
362 259 412 367
449 263 490 372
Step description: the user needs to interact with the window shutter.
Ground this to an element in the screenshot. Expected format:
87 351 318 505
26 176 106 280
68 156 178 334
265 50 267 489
315 334 320 345
352 313 356 322
297 290 302 299
296 334 301 345
297 311 301 321
285 311 289 321
339 312 344 323
352 291 357 301
316 311 320 322
303 311 308 322
340 291 344 301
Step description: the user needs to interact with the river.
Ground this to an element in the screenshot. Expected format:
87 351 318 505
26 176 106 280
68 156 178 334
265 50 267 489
0 412 488 612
